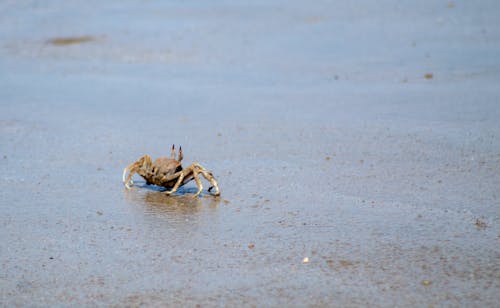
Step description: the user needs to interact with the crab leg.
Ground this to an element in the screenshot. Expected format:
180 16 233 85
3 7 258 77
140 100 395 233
165 163 220 197
164 170 186 195
194 163 220 196
163 167 196 196
193 171 203 198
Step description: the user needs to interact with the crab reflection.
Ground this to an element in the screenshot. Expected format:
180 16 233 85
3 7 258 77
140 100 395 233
124 184 220 216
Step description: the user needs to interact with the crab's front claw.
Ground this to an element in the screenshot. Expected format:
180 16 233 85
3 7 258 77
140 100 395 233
122 168 134 189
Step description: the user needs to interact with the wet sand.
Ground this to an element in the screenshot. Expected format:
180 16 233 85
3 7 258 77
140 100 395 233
1 1 499 306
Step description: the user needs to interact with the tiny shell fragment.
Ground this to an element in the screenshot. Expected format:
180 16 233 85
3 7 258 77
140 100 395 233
302 257 309 264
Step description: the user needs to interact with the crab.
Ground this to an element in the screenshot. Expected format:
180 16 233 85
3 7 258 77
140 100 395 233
122 145 220 197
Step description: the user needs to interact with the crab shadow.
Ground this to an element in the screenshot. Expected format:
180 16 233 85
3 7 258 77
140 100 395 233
131 180 207 195
124 181 220 215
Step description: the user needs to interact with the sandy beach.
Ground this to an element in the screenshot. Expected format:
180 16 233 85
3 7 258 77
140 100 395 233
1 1 499 306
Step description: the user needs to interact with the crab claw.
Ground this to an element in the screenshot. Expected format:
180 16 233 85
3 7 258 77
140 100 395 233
122 167 134 189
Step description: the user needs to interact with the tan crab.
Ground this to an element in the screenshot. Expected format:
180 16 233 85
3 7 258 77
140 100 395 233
122 145 220 197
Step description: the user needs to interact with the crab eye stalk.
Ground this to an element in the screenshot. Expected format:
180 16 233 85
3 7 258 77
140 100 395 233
171 144 176 158
178 146 183 162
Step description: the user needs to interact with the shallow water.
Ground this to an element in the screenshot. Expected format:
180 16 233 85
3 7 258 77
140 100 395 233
1 1 499 306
